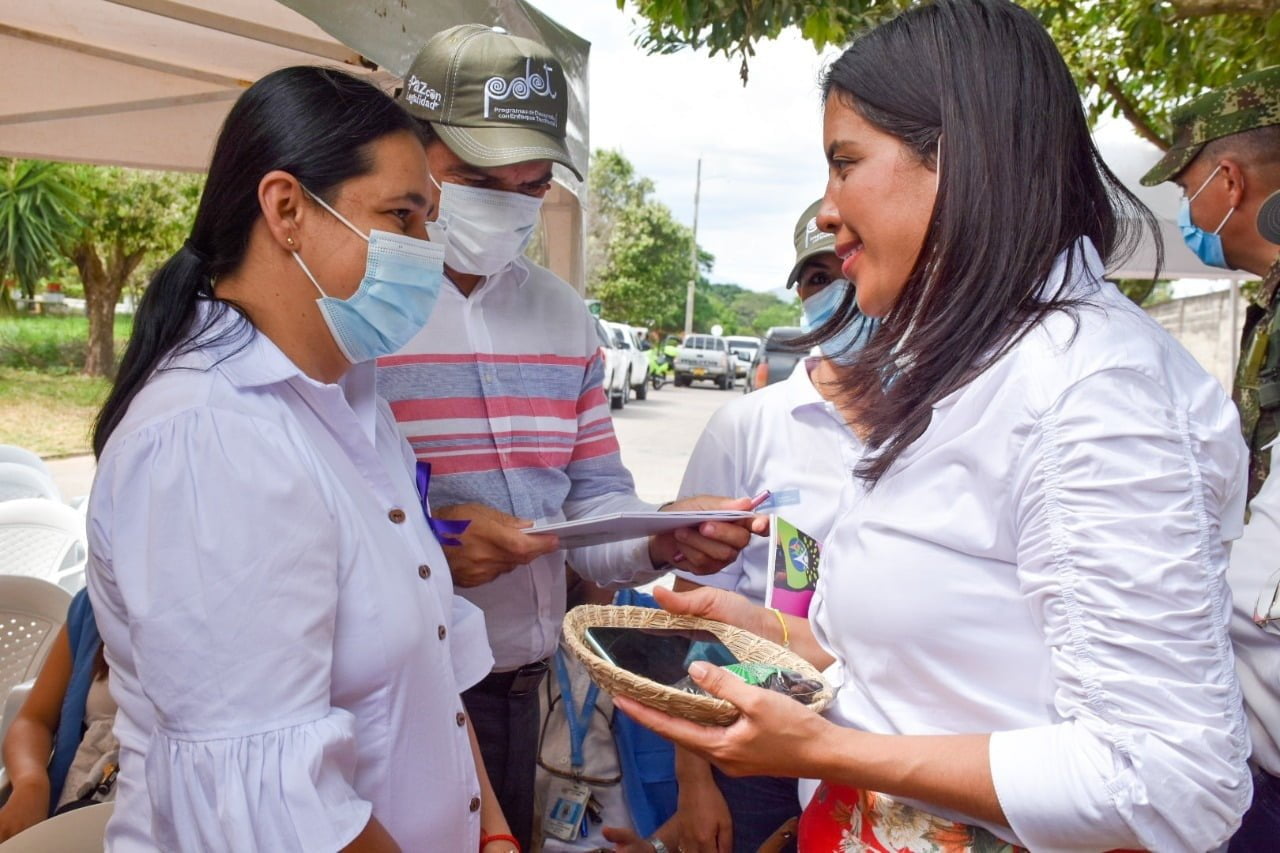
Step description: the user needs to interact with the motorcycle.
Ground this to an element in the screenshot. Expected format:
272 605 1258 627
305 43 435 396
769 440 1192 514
647 337 679 390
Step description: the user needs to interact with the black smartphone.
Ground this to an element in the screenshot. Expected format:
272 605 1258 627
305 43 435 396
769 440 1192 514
583 626 740 686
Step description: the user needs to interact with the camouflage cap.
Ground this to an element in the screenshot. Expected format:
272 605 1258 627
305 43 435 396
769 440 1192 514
400 25 582 180
786 199 836 287
1141 65 1280 187
1260 190 1280 245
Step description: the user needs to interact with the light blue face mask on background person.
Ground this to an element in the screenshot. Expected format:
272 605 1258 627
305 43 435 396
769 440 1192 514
1179 164 1236 269
426 174 544 276
800 279 879 364
291 188 445 364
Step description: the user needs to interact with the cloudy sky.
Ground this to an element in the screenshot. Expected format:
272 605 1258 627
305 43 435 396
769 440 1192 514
530 1 1242 293
534 0 842 295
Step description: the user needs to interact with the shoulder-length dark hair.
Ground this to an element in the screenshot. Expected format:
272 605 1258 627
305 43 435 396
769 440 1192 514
92 66 419 458
818 0 1159 484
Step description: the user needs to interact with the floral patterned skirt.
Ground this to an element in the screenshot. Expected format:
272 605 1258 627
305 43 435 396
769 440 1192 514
797 783 1025 852
797 783 1146 853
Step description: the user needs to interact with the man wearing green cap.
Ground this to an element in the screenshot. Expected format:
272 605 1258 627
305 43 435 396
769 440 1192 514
1143 65 1280 848
376 25 761 847
1140 65 1280 500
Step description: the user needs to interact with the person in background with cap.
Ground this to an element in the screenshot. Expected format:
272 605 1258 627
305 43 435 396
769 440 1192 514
377 25 764 848
651 200 874 853
1141 65 1280 501
1142 65 1280 849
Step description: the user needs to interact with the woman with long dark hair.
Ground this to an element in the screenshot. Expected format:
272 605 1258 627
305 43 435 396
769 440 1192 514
618 2 1251 850
86 66 513 851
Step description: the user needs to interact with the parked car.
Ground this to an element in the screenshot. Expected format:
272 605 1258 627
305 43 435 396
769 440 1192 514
605 321 650 402
724 335 762 380
674 333 735 390
593 317 630 409
745 326 806 393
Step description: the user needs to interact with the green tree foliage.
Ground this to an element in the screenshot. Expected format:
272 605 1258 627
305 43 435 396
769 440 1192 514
1115 278 1176 307
699 283 801 336
67 166 201 376
596 199 709 330
587 148 798 333
618 0 1279 148
587 148 708 330
1043 0 1280 148
0 159 84 309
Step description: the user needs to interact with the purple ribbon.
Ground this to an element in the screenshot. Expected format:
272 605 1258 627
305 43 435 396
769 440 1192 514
415 461 470 548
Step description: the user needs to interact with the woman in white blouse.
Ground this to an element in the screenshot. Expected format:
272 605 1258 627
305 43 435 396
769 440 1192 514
616 1 1251 851
87 67 513 852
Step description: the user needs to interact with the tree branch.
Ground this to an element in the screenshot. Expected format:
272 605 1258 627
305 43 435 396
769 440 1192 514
1170 0 1278 18
1101 76 1171 150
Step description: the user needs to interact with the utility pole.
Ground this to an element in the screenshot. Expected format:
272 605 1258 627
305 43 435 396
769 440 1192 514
683 158 701 336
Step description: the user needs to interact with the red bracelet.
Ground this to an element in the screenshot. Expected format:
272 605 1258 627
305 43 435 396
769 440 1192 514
480 833 521 852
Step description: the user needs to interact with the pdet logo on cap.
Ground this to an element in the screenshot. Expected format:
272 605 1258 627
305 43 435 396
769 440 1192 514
804 217 823 248
484 58 559 128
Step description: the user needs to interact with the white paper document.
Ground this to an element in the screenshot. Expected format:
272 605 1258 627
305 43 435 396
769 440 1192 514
524 511 755 548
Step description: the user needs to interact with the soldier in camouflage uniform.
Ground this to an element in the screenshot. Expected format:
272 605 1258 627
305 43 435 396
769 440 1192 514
1144 66 1280 849
1142 65 1280 503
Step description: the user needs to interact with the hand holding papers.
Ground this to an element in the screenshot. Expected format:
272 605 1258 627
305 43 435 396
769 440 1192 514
524 510 755 548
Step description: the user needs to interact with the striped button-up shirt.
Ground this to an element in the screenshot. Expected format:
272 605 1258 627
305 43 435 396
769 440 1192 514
378 258 660 669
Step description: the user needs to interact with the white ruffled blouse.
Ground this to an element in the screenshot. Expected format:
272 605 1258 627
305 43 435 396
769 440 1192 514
811 240 1252 852
87 307 493 851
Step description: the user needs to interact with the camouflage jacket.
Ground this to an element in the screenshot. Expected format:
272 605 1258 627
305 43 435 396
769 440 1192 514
1235 255 1280 502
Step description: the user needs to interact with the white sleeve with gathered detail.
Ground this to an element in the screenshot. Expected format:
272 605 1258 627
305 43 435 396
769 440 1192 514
91 409 370 852
991 367 1251 852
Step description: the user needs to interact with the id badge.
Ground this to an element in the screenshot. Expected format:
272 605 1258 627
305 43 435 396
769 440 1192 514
543 779 591 841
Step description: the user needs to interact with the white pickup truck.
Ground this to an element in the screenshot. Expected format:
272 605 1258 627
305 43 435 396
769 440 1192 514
674 334 735 390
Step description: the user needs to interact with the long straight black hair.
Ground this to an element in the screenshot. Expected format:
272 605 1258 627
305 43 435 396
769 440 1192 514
93 66 419 458
816 0 1160 484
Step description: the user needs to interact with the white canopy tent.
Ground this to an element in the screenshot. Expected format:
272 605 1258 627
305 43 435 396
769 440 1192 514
0 0 589 289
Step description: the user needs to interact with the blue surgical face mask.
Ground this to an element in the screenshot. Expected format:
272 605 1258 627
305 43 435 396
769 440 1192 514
291 189 445 363
1179 164 1236 270
800 279 878 364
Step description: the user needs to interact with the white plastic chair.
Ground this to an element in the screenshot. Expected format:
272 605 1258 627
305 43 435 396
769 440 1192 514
0 577 72 757
0 802 112 852
0 446 52 481
0 499 87 591
0 463 61 504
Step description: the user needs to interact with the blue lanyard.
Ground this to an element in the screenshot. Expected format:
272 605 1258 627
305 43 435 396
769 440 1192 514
554 649 599 774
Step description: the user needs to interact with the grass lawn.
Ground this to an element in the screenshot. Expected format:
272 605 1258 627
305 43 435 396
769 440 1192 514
0 368 110 456
0 314 133 369
0 313 132 456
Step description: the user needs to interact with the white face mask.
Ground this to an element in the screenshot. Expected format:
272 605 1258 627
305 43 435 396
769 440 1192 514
426 174 544 276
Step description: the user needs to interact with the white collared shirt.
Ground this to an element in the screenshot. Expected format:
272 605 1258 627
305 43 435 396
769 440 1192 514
87 305 492 851
378 259 658 670
811 241 1251 852
674 358 860 603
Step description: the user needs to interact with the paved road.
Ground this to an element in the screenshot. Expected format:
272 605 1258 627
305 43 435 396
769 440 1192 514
46 380 743 505
611 381 740 503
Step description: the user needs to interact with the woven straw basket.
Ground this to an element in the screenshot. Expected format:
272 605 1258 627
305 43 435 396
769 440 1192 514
562 604 833 726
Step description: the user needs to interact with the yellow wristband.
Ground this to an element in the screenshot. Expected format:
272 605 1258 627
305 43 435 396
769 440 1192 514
772 608 790 648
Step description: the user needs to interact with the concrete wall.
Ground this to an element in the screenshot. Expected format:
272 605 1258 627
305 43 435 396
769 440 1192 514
1144 288 1245 391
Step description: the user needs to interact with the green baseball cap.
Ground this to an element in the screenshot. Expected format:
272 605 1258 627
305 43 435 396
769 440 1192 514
400 25 582 180
786 199 836 287
1141 65 1280 187
1260 190 1280 245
